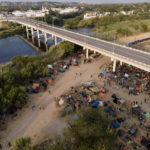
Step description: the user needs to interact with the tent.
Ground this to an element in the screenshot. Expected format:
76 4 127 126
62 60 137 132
102 70 107 75
143 112 150 118
48 64 53 69
99 93 107 98
59 68 66 72
91 101 100 107
65 62 70 65
72 114 78 119
112 121 120 129
124 73 129 78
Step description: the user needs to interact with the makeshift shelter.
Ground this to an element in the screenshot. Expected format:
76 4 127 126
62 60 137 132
72 114 78 119
102 70 107 75
91 101 100 107
112 121 120 129
59 68 66 72
33 83 40 90
99 93 107 98
48 64 53 69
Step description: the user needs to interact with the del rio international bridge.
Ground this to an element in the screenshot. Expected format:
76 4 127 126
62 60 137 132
1 17 150 72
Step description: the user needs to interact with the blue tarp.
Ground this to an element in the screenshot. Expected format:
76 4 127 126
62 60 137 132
59 68 66 72
65 62 70 65
91 101 100 107
72 114 78 119
102 70 107 75
112 122 120 129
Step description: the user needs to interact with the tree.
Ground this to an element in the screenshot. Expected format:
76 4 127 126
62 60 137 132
46 108 116 150
11 137 33 150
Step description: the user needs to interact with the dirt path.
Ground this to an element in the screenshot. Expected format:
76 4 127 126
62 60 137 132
0 56 110 149
119 32 150 43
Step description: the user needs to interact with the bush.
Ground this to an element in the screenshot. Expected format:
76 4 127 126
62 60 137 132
46 108 116 150
116 28 133 36
140 23 148 32
11 137 33 150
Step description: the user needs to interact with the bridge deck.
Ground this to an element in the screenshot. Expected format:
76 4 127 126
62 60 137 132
5 18 150 71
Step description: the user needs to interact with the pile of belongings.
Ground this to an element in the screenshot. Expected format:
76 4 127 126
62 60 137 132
59 62 71 73
106 63 150 95
111 94 119 104
141 137 150 150
104 106 116 117
56 81 109 116
131 105 141 115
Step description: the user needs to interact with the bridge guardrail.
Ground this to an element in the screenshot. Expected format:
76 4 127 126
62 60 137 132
9 18 150 56
2 18 150 71
30 18 150 56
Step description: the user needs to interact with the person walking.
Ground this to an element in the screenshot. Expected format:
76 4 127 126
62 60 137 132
6 141 11 147
32 104 35 110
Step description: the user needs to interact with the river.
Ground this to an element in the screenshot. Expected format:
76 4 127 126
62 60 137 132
0 28 93 64
0 36 40 64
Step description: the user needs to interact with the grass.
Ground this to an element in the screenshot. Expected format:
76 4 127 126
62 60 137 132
0 22 24 39
94 19 150 40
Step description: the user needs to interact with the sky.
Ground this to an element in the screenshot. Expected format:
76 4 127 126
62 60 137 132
1 0 150 3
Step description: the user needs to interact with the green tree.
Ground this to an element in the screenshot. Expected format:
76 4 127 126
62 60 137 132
11 137 33 150
46 108 115 150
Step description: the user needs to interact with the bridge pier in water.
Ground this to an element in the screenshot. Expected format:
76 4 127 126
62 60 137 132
26 26 30 40
44 32 49 51
37 30 41 48
31 28 35 44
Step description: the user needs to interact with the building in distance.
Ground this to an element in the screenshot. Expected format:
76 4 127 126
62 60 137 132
12 6 49 18
51 7 78 14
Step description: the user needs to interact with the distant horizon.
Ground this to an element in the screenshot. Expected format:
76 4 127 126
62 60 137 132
0 0 150 4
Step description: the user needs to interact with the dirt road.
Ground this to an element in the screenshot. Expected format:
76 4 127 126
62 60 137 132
0 56 110 149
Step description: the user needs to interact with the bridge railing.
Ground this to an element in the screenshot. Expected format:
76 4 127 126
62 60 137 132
8 17 150 55
87 43 150 71
25 18 150 56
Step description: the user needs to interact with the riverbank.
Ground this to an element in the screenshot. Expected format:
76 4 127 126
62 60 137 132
0 22 24 39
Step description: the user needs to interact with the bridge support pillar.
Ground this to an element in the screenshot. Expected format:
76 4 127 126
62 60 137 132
120 61 123 66
26 26 29 40
37 30 41 48
31 28 35 44
52 35 57 46
86 49 89 59
55 36 57 45
44 32 49 51
113 59 116 72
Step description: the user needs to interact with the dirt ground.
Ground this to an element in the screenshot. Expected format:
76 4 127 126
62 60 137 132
0 56 110 150
119 32 150 52
119 32 150 43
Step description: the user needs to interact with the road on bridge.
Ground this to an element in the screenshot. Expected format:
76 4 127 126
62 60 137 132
7 18 150 71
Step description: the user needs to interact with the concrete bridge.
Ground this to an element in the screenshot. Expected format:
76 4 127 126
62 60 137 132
2 17 150 72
